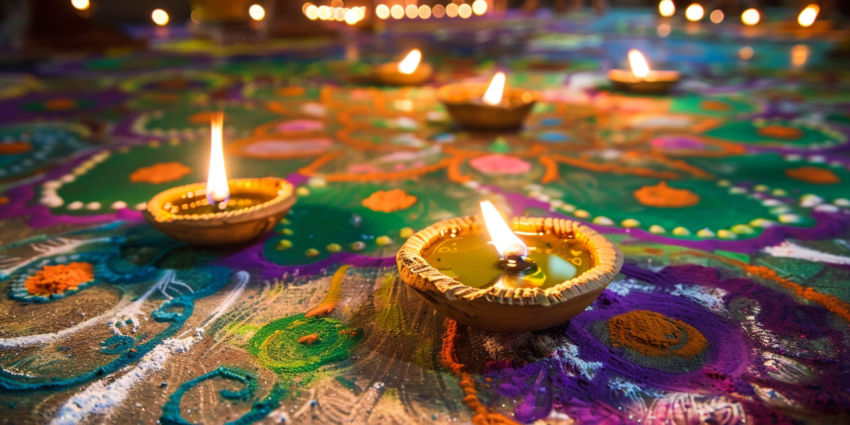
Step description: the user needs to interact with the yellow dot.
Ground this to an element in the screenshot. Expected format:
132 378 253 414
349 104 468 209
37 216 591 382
696 228 715 238
280 228 294 235
621 219 640 228
350 241 366 251
400 227 415 238
649 225 666 234
326 243 341 253
249 4 265 21
152 9 169 26
732 224 755 234
376 236 392 246
574 210 590 218
280 218 291 225
296 187 311 196
717 229 737 239
305 248 320 257
672 227 690 236
275 240 293 250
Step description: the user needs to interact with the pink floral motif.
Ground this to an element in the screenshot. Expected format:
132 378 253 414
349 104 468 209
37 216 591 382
469 154 532 175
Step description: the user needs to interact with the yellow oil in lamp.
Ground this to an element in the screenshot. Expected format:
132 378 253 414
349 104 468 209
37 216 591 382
397 201 623 332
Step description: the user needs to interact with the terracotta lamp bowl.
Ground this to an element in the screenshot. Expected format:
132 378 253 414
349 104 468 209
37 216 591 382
607 69 681 95
373 62 434 86
144 177 296 246
437 83 537 131
397 216 623 333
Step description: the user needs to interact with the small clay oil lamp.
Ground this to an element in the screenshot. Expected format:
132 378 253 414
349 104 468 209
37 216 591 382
397 201 623 333
608 49 680 94
373 49 434 86
438 72 538 130
143 113 296 246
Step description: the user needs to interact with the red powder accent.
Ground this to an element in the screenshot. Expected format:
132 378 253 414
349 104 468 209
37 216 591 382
297 333 320 345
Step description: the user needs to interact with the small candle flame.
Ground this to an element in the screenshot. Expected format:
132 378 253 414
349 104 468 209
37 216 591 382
397 49 422 75
480 200 527 258
628 49 651 79
798 5 819 28
206 112 230 209
482 72 506 106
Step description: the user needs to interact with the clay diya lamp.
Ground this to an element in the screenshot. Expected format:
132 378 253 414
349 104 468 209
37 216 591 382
397 201 623 333
608 49 680 95
143 113 296 246
373 49 434 86
438 72 538 131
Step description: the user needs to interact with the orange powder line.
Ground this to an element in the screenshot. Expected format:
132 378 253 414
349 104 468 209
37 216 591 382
550 154 681 180
306 265 350 318
440 318 519 425
298 151 345 176
539 155 560 183
680 251 850 323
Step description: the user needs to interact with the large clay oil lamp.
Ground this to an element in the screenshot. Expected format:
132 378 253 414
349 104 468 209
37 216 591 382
144 113 296 246
373 49 434 86
438 72 537 130
397 201 623 333
608 49 680 94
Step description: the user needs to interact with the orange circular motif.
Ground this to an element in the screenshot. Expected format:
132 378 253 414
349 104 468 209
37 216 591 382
607 310 708 358
130 162 192 184
757 125 804 140
362 189 417 212
189 111 224 125
634 181 700 208
25 262 94 296
700 100 732 111
43 98 77 111
0 142 32 155
785 166 841 184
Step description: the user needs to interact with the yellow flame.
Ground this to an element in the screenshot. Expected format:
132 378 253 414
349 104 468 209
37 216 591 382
482 72 506 105
480 201 527 258
798 5 819 27
207 112 230 207
249 4 265 20
658 0 674 17
71 0 90 11
628 49 651 78
685 4 703 21
397 49 422 74
741 8 760 26
152 9 169 26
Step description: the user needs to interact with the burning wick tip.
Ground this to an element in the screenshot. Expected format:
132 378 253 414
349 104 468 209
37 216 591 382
496 254 536 273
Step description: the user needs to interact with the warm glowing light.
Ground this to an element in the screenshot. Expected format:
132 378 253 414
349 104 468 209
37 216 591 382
657 24 670 37
433 4 445 17
406 4 418 18
306 4 319 19
482 72 506 105
472 0 487 15
398 49 422 74
419 5 431 19
480 201 527 258
207 112 230 208
391 4 404 19
344 8 360 24
658 0 674 17
357 6 366 19
71 0 90 11
458 3 472 18
628 49 651 78
318 5 331 20
331 0 343 7
798 5 819 28
791 44 809 67
152 9 169 26
741 8 760 26
685 4 704 21
446 3 458 17
302 3 313 13
376 4 390 19
334 7 345 21
710 10 723 23
739 46 754 60
249 4 265 20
